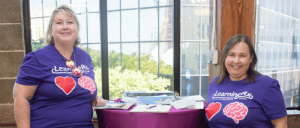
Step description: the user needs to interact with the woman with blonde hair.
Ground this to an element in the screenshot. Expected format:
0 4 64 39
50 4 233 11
13 5 105 128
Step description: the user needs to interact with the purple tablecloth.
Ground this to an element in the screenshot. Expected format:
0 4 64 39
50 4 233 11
96 102 209 128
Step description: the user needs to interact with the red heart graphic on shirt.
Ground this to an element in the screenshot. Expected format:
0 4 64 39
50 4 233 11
55 76 76 95
206 102 222 121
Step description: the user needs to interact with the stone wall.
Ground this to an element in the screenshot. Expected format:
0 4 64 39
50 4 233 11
0 0 23 127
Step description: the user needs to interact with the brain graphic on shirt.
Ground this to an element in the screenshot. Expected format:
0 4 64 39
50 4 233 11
78 76 96 94
223 102 248 124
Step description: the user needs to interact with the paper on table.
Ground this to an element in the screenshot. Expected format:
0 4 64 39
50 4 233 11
175 95 205 102
194 102 204 109
121 97 137 103
171 99 204 109
182 102 204 109
136 96 173 105
94 101 136 110
129 105 172 113
171 99 195 109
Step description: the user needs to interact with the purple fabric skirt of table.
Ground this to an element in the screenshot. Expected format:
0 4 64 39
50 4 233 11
96 102 209 128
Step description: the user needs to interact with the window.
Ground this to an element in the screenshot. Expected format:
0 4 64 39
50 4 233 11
28 0 210 100
257 0 300 110
180 0 209 97
106 0 174 99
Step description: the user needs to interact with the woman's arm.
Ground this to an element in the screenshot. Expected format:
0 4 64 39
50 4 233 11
13 83 38 128
271 116 287 128
92 97 106 107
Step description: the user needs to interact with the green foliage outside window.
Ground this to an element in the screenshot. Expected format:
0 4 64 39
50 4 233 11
95 66 170 100
32 39 45 51
107 50 173 75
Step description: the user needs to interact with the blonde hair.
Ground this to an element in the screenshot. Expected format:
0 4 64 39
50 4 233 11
44 5 80 46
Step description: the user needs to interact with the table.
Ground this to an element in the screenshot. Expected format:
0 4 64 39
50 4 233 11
96 102 209 128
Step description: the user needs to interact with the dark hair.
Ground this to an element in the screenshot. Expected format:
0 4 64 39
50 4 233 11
215 34 258 84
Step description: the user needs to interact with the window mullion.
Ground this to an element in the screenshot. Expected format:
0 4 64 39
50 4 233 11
173 0 181 94
100 0 109 99
23 0 32 54
138 0 140 71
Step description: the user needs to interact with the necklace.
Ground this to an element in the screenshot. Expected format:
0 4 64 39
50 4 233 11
71 51 82 77
58 47 82 77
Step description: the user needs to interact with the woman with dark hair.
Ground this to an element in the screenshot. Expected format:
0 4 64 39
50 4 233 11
205 34 287 128
13 5 105 128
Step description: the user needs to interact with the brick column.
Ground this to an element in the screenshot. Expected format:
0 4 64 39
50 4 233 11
0 0 24 127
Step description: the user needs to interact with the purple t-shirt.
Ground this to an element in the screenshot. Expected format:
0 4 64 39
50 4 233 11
16 45 97 128
205 75 287 128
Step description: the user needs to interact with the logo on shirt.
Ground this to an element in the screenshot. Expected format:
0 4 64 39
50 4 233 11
212 91 253 100
78 76 96 94
223 102 248 124
52 64 90 75
55 76 76 95
206 102 221 121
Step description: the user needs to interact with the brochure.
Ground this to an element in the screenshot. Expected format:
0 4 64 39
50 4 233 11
124 91 174 97
94 101 136 110
136 96 174 105
129 105 172 113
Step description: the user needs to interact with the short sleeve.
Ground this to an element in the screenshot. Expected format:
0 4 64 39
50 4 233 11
207 76 218 103
16 52 42 85
88 54 92 65
261 80 287 120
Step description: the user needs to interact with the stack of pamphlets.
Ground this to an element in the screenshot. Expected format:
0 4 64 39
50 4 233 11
171 95 205 109
136 96 174 105
94 101 136 110
171 98 195 109
174 95 205 102
122 91 174 104
124 91 174 97
130 105 172 113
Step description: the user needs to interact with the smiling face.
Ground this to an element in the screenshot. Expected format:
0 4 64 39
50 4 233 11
225 42 253 81
51 11 78 46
